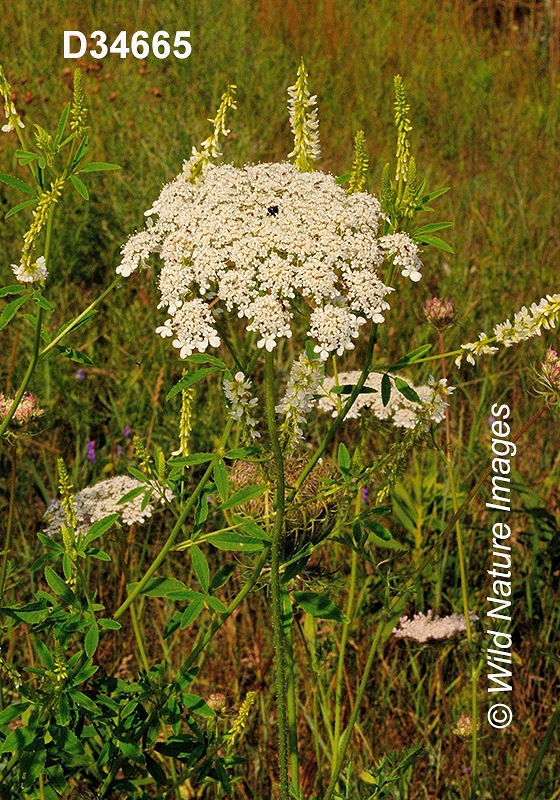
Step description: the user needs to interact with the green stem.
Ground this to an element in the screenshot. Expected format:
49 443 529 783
264 348 291 800
38 276 122 360
130 601 150 673
323 616 386 800
520 699 560 800
332 490 361 772
0 445 17 601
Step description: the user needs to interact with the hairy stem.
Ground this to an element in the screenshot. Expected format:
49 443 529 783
264 348 291 800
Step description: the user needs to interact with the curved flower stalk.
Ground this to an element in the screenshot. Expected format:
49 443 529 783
455 293 560 367
117 162 422 361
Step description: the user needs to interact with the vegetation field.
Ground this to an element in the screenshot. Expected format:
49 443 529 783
0 1 559 798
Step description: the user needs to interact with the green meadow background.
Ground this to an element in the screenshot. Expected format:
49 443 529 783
1 1 559 797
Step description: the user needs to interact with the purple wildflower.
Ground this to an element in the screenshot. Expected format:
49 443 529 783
87 440 96 464
75 369 87 381
123 425 132 440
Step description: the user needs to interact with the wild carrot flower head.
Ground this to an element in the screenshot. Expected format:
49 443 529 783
393 609 478 644
118 162 422 360
43 475 173 536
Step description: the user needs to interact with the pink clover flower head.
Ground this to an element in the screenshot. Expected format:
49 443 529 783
423 297 456 330
0 392 43 428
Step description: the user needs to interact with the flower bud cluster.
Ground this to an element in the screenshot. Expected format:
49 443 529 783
222 371 261 442
276 353 324 449
424 296 456 330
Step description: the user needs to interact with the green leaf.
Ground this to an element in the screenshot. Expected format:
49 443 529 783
0 702 30 725
5 197 38 218
84 624 99 658
386 344 432 372
421 186 450 203
98 618 121 631
55 102 71 145
210 562 236 590
190 545 210 592
207 532 266 552
70 174 89 200
381 373 391 407
0 171 35 195
292 591 348 622
78 161 122 173
415 234 454 253
206 595 227 613
168 452 216 466
363 518 393 541
0 285 27 298
180 598 205 628
335 172 352 185
116 485 146 505
0 295 28 331
213 459 229 502
144 751 167 785
34 638 56 670
132 576 189 598
56 308 97 337
166 367 219 400
224 446 263 460
44 566 76 605
394 377 420 404
413 221 453 235
68 689 101 715
15 149 39 165
32 292 54 311
71 136 88 172
184 353 227 367
329 384 376 395
54 345 94 365
218 484 267 511
183 692 215 717
338 443 351 475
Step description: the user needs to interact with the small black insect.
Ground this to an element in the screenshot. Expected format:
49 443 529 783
267 205 279 216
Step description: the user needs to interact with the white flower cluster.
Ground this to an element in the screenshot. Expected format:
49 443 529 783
317 371 453 428
43 475 172 537
11 255 48 283
276 353 324 447
117 161 422 360
456 293 560 367
223 371 261 441
393 609 478 643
